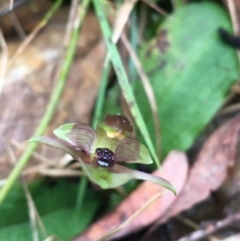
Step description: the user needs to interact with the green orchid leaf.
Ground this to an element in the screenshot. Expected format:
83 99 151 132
53 123 96 153
134 2 239 158
28 136 78 158
115 137 153 164
0 179 100 241
79 159 134 189
112 165 176 194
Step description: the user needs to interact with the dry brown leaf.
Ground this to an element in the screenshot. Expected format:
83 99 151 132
217 134 240 204
73 151 188 241
223 0 240 34
112 0 138 42
159 115 240 224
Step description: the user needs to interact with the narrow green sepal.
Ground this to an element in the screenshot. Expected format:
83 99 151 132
112 165 176 195
133 169 177 195
28 136 78 158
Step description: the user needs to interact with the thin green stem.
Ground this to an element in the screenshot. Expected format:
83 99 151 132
75 176 88 212
75 54 111 211
92 0 160 168
128 10 138 82
0 0 91 203
92 56 111 129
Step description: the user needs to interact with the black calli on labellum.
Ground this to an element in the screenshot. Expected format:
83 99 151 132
96 148 115 168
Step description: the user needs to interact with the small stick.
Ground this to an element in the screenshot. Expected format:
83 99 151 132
176 212 240 241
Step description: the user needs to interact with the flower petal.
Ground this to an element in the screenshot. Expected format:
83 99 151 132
79 160 134 189
115 137 153 164
112 165 176 194
53 123 96 153
28 136 78 158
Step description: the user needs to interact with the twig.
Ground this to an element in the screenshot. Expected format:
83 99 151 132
11 140 54 165
12 140 83 177
141 0 169 17
7 145 49 241
219 102 240 115
176 215 199 230
0 28 8 94
7 0 63 70
9 12 26 39
0 0 30 17
95 189 165 241
121 33 161 158
175 212 240 241
226 0 240 65
9 0 14 10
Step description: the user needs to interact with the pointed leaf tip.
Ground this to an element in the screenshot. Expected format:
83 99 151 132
133 169 176 194
111 165 176 194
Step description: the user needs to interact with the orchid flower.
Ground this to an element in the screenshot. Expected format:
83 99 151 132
28 115 176 194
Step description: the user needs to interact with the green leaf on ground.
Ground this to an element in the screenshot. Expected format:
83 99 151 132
0 179 99 241
134 2 239 157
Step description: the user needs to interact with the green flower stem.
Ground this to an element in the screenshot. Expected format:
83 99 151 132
93 0 160 168
75 54 111 211
0 0 91 203
92 56 111 129
129 10 138 82
75 175 88 212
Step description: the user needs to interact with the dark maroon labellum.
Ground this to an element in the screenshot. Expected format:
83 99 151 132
104 115 133 133
95 148 115 168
